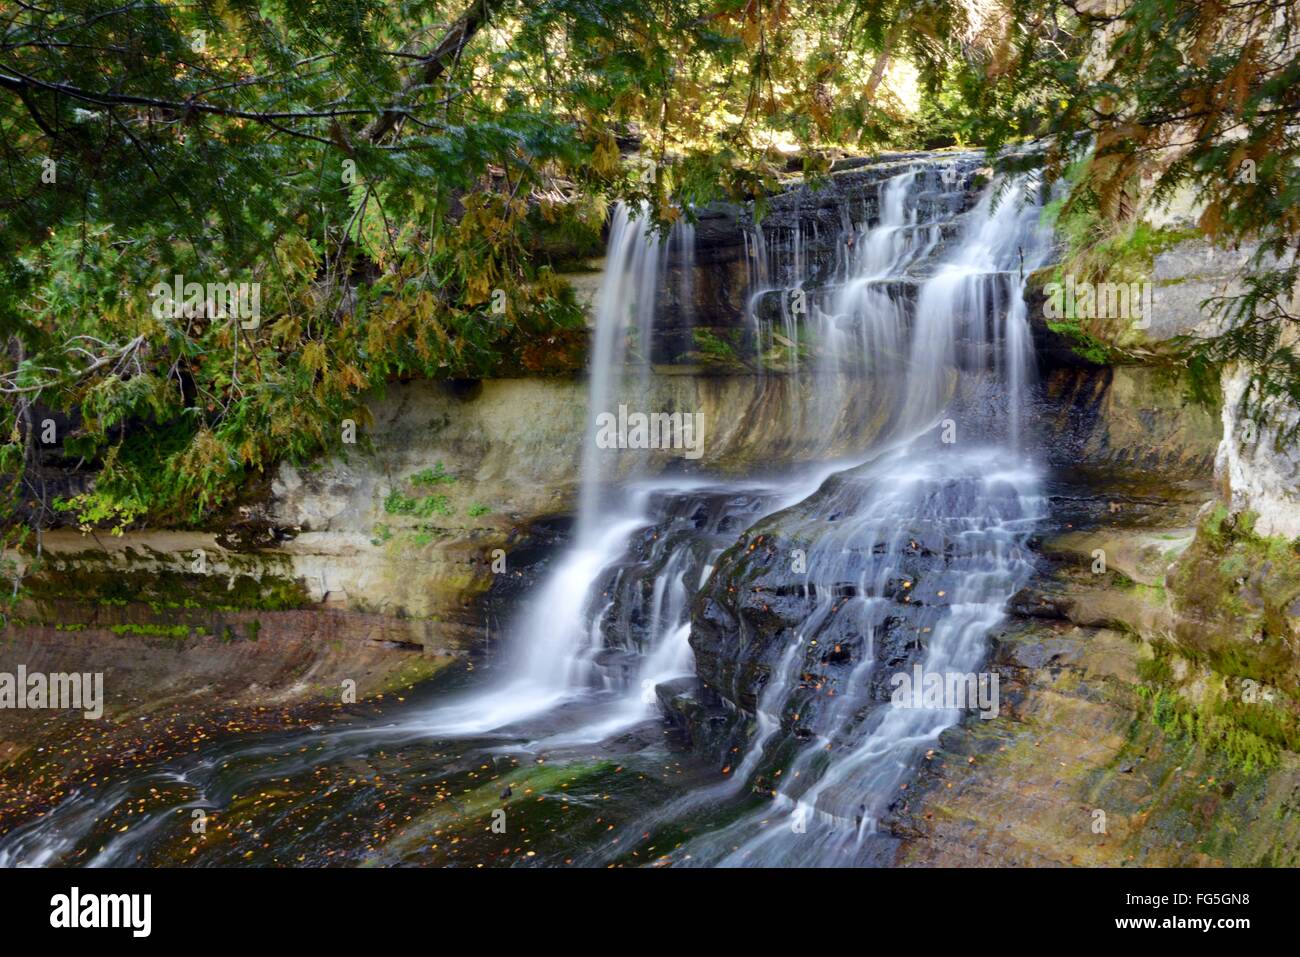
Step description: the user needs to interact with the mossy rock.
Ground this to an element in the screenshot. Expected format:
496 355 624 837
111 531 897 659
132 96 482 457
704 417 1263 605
1167 506 1300 689
24 552 310 613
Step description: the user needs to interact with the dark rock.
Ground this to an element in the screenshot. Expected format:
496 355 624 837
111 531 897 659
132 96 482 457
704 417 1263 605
1009 586 1074 620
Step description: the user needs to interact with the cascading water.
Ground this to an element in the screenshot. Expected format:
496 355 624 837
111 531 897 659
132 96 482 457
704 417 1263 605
399 203 706 739
0 155 1056 869
651 446 1045 867
589 158 1054 867
396 200 810 749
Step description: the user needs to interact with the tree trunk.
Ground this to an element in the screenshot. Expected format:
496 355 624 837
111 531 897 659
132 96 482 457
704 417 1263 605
364 0 506 143
863 22 904 103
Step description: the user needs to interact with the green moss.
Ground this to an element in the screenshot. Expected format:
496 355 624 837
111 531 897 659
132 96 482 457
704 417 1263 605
384 490 453 517
1219 551 1248 579
1045 317 1116 365
1037 171 1198 363
1096 222 1197 281
409 463 455 486
110 622 191 638
1200 503 1232 545
1167 507 1300 688
24 552 309 613
1136 653 1174 686
467 503 491 517
375 653 451 695
690 327 752 369
1125 579 1168 605
694 327 732 355
1043 177 1196 287
1136 667 1299 774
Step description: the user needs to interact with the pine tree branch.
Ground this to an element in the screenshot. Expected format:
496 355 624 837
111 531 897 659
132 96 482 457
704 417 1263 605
362 0 506 144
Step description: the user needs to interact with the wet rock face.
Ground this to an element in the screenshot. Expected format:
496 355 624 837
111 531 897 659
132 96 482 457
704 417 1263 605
683 453 1040 776
689 524 934 719
1027 365 1222 477
648 153 989 366
591 488 783 669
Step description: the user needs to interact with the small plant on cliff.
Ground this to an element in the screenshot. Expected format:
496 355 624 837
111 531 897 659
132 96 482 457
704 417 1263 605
385 489 453 518
411 464 455 487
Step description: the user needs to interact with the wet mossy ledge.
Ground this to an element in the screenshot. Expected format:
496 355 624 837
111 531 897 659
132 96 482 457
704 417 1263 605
22 547 309 614
2 534 460 726
9 543 314 650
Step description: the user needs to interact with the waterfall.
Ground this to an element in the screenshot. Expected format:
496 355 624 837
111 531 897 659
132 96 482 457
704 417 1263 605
577 204 662 534
901 177 1051 442
0 154 1060 869
595 159 1054 867
404 203 726 742
412 159 1052 824
687 446 1045 867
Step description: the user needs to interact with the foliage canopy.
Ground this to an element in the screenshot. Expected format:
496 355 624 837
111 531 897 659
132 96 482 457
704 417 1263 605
1 0 1297 555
